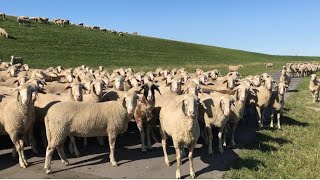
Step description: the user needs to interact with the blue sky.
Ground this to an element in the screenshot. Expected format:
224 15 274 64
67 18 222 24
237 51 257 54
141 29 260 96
1 0 319 56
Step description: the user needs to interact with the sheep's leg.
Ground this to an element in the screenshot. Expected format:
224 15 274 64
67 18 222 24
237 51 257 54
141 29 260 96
200 125 208 145
69 136 80 157
44 145 55 174
40 127 48 148
316 91 319 102
83 137 88 148
146 124 152 150
222 125 228 147
56 145 69 166
270 109 274 128
13 141 26 168
151 127 158 143
19 139 28 166
188 143 196 179
277 111 281 129
108 133 118 167
230 122 237 147
137 122 147 152
97 136 105 146
206 126 213 155
28 127 38 154
12 146 17 159
160 127 170 166
174 146 182 179
218 128 224 154
256 107 263 128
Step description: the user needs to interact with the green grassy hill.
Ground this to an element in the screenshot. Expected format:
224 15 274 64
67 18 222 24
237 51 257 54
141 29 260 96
0 15 318 75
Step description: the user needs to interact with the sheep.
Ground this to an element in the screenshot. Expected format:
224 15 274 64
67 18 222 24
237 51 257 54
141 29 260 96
264 63 274 69
309 74 320 103
133 82 161 152
225 82 254 147
279 69 291 91
0 27 9 38
228 64 243 72
269 82 288 129
0 66 18 82
0 84 37 168
10 55 23 65
201 72 240 93
199 92 235 154
0 13 6 20
159 94 200 179
17 17 31 26
44 92 140 174
246 76 274 127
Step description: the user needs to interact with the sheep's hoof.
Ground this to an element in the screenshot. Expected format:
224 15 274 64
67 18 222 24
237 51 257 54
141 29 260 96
141 147 147 153
75 152 80 158
20 163 27 169
165 158 170 166
231 142 237 148
176 170 181 179
111 161 118 167
190 171 196 179
208 149 213 156
46 169 52 174
63 161 69 166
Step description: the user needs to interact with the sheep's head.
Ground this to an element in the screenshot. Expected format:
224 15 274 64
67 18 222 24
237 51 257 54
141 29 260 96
234 83 249 102
91 80 106 96
226 72 240 89
56 65 63 73
276 82 288 96
123 92 140 114
22 64 30 71
263 77 274 90
179 94 202 118
139 82 161 102
7 67 18 77
16 84 37 105
310 74 317 81
113 75 125 91
170 78 182 94
65 83 87 101
185 82 202 96
214 94 235 116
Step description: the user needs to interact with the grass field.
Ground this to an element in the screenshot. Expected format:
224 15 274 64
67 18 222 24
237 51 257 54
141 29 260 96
0 15 319 76
224 76 320 178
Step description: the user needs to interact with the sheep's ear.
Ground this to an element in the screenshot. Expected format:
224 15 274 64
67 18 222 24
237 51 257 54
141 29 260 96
222 80 228 84
65 85 72 90
152 84 161 95
12 79 19 85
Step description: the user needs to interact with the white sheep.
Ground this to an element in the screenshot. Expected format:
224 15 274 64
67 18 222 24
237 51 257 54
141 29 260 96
199 92 235 154
44 92 140 174
269 82 288 129
0 27 9 38
159 94 200 179
0 84 37 168
228 64 243 72
264 63 274 69
309 74 320 103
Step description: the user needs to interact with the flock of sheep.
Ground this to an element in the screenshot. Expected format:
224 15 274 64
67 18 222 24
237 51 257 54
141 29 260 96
0 13 138 38
0 54 318 178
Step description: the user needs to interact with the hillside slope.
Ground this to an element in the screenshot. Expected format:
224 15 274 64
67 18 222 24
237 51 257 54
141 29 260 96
0 15 318 74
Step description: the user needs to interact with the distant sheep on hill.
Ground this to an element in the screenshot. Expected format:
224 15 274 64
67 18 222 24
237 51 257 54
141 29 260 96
0 27 9 38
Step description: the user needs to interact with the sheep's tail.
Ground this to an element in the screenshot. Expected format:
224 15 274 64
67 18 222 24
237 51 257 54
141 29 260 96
44 115 51 147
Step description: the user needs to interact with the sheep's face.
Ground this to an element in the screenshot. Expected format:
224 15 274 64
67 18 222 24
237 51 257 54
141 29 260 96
129 77 139 87
280 70 286 75
182 94 198 118
56 66 63 73
18 85 34 105
171 79 181 94
66 83 85 101
123 92 139 114
22 64 29 71
114 76 124 90
252 75 261 86
140 83 161 102
65 73 74 83
93 81 104 96
8 68 18 77
219 96 234 116
264 78 274 90
185 83 201 96
277 82 287 95
310 74 317 81
236 85 248 102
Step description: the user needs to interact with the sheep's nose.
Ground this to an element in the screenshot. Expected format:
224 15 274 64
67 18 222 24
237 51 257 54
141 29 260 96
224 111 230 116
